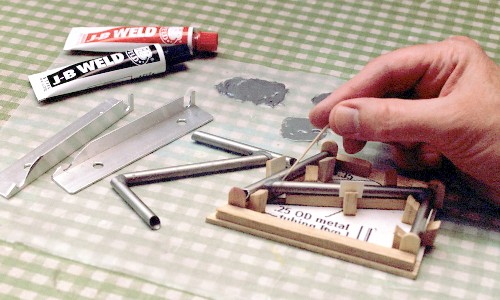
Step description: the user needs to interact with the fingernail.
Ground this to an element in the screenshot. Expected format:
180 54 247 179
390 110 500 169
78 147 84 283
334 107 359 135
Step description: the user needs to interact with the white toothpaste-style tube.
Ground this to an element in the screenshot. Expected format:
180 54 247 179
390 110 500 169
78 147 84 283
64 26 218 52
28 44 195 101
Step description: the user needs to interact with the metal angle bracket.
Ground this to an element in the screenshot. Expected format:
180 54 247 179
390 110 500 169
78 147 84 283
52 90 214 194
0 96 133 199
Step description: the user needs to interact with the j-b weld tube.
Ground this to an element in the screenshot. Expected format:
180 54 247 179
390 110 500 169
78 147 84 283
29 44 197 102
64 26 218 52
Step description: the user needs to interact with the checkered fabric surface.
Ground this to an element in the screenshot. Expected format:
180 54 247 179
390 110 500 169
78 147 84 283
1 0 499 299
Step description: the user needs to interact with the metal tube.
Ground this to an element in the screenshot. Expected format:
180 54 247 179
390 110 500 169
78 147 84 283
123 154 272 185
192 131 296 167
410 192 433 236
111 153 273 229
264 181 430 199
111 175 161 230
243 151 331 198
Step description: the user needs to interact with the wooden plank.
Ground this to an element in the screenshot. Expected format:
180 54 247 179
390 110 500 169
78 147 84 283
206 212 422 279
285 194 405 210
214 204 416 271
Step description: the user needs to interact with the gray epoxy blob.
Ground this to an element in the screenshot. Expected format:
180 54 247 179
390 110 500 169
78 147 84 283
216 77 288 107
281 117 326 142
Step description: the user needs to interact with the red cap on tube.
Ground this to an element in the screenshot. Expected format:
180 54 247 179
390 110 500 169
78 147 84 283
196 32 218 52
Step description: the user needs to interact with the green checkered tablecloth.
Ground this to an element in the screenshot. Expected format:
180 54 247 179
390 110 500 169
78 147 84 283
1 1 499 299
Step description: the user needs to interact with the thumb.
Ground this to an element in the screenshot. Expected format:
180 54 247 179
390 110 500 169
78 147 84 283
329 98 450 145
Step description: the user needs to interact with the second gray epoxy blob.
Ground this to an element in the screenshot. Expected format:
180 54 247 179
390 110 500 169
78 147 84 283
281 117 326 142
216 77 288 107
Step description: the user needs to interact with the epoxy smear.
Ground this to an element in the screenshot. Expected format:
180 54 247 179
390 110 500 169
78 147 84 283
281 117 326 142
216 77 288 107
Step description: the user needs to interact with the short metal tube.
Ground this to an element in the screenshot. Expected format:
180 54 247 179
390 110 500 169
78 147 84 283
410 193 433 236
111 175 161 230
192 131 295 167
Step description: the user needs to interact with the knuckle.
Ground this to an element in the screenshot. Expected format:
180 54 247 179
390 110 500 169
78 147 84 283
445 36 482 52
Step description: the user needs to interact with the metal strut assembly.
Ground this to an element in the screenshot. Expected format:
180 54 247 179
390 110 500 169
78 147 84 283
111 132 292 230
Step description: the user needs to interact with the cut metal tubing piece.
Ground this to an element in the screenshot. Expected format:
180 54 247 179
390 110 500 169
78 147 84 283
52 91 213 194
0 97 133 199
111 153 273 230
192 131 296 167
263 181 431 199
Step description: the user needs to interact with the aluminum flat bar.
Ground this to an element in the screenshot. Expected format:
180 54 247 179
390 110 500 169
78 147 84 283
0 97 133 199
53 92 213 194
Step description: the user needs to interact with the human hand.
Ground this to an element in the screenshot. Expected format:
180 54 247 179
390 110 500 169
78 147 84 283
309 36 500 204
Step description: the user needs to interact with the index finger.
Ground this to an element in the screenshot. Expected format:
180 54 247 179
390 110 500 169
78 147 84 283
309 38 459 128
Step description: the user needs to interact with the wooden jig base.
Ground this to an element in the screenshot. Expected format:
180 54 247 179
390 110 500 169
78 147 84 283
206 140 441 280
207 205 425 279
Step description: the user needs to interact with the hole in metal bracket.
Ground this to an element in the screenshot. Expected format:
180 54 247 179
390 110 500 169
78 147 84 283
93 162 104 169
177 118 187 126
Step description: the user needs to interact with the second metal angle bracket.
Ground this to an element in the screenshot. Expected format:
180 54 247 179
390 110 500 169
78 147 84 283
52 90 214 194
0 97 133 199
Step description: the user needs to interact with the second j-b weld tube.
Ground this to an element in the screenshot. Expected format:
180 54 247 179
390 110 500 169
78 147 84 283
29 42 216 101
63 26 218 52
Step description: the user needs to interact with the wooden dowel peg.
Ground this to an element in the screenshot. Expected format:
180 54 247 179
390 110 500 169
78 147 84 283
304 165 319 182
401 195 420 225
248 189 268 213
318 157 336 183
343 191 358 216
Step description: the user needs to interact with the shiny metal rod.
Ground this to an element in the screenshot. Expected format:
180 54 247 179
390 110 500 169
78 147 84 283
192 131 296 167
111 154 273 230
111 175 161 230
123 154 272 185
263 181 430 199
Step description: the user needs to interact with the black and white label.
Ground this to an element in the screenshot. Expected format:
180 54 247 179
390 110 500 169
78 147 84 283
47 45 160 87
